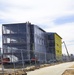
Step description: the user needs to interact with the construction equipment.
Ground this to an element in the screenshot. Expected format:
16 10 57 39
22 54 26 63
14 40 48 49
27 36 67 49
62 41 70 61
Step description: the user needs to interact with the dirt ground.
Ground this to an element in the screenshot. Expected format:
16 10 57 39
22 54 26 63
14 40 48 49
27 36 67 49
70 65 74 68
62 69 74 75
62 65 74 75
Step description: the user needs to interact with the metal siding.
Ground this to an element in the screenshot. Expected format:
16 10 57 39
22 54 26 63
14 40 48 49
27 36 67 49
54 34 62 60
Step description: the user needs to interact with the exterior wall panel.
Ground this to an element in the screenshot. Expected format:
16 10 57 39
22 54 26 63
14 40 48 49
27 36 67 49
54 33 62 61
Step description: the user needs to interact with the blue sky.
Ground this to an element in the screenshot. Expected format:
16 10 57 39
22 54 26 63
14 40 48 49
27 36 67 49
54 15 74 25
0 0 74 54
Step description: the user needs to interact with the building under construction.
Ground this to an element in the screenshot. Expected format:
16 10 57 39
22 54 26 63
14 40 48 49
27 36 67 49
2 22 62 63
47 33 62 61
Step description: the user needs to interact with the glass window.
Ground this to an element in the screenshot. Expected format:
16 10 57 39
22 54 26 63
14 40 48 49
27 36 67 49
9 25 18 34
18 24 26 33
7 38 10 43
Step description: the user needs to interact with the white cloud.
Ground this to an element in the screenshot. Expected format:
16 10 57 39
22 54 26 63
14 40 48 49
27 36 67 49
0 0 74 54
0 0 74 22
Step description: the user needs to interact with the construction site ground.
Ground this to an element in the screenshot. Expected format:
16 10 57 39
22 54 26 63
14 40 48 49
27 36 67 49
0 62 62 75
62 64 74 75
0 62 74 75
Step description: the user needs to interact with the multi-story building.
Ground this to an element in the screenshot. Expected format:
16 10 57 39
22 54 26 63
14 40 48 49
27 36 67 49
47 33 62 61
2 22 48 63
2 22 62 63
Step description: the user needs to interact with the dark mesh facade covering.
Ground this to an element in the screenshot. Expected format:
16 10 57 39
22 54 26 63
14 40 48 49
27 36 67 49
2 23 30 61
2 22 62 63
2 22 48 62
46 33 56 60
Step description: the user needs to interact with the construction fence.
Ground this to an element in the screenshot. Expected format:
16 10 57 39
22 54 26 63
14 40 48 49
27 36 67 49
0 48 70 75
